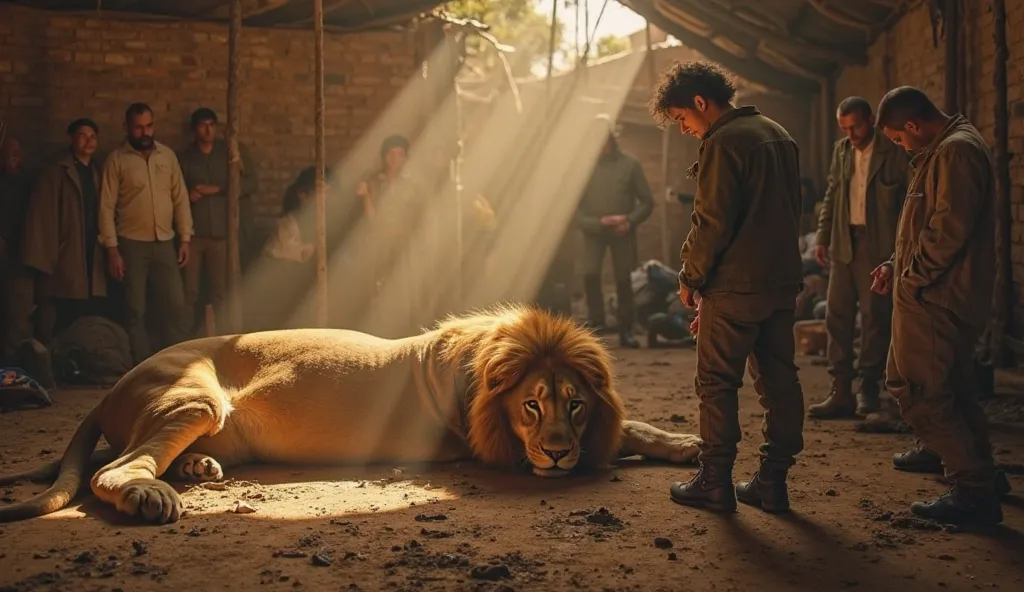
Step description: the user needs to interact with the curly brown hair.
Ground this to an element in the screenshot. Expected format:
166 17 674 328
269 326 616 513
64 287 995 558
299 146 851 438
647 60 737 127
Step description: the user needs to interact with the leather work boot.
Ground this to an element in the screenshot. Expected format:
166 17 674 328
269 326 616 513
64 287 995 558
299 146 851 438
910 484 1003 526
855 380 882 417
892 445 943 473
894 447 1013 498
736 465 790 513
669 463 737 513
807 381 856 419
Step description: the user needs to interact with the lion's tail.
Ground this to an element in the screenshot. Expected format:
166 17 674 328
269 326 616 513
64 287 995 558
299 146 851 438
0 404 104 523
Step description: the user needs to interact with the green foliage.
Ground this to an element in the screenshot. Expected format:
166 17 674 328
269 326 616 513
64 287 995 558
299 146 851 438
594 34 629 58
441 0 565 78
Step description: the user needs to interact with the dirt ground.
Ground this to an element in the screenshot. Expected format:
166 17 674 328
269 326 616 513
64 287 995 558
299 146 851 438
1 346 1022 592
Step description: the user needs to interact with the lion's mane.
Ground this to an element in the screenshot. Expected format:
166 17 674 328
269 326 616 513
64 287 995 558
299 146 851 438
436 304 626 469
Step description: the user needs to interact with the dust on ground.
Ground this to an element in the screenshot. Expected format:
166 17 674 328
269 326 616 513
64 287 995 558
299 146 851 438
1 347 1022 592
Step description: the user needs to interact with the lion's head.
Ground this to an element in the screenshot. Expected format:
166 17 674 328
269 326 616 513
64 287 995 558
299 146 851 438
438 305 625 477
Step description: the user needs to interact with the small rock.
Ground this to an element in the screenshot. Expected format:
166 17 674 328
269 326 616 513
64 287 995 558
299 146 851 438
470 564 512 581
231 501 257 514
201 482 227 491
670 414 687 423
311 552 333 566
667 552 678 561
936 554 956 561
131 540 148 557
824 488 838 496
654 537 673 549
414 513 447 522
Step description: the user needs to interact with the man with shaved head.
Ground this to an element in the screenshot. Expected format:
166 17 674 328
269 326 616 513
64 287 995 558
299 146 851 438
872 85 1004 525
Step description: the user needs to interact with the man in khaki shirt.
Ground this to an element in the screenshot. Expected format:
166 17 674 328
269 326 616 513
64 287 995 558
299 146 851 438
99 102 194 364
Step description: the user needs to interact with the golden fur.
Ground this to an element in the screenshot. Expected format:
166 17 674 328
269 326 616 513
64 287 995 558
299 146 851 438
0 305 700 524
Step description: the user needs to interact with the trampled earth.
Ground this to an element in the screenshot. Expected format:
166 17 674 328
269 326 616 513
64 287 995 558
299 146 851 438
1 346 1022 592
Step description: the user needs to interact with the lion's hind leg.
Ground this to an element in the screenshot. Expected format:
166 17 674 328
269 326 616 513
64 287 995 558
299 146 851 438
167 453 224 483
619 420 702 464
90 401 223 524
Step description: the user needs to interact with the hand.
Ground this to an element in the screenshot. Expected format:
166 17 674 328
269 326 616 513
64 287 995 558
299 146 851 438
678 284 697 308
197 184 221 195
107 247 125 281
814 244 829 267
190 189 202 203
688 299 701 335
300 243 315 262
613 220 631 235
600 215 627 227
870 262 893 295
177 242 190 267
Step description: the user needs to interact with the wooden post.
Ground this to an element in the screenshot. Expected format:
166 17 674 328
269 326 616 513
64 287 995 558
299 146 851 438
313 0 328 326
943 0 959 113
545 0 559 98
992 0 1010 366
645 20 671 265
225 0 243 334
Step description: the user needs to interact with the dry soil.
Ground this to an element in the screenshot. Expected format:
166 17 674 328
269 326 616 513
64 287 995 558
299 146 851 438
1 346 1022 592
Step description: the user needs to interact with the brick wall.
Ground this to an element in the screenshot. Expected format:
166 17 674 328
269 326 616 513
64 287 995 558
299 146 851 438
0 3 422 222
835 0 1024 337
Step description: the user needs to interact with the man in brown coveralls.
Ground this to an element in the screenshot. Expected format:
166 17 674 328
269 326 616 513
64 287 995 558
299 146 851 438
872 86 1005 524
648 61 805 514
809 97 909 419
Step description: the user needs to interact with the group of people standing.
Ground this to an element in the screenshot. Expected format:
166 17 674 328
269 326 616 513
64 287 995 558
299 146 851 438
650 59 1008 526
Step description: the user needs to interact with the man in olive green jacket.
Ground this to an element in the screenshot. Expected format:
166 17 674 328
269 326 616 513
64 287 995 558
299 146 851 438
648 61 804 514
809 97 910 419
178 107 259 336
871 86 1003 525
574 114 654 348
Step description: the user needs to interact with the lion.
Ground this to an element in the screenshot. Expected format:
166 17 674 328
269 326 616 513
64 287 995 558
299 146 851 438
0 305 700 525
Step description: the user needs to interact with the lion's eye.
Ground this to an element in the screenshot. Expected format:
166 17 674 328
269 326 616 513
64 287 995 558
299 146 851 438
569 400 584 413
524 400 541 413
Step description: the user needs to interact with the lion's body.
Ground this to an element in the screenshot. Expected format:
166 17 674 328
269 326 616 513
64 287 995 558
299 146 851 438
0 306 701 524
97 328 473 468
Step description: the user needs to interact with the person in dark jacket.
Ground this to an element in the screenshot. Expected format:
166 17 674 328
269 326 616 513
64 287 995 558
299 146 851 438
177 107 259 336
648 60 805 514
574 114 654 348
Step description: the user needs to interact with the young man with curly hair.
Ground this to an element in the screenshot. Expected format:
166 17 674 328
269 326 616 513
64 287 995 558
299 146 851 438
648 61 805 514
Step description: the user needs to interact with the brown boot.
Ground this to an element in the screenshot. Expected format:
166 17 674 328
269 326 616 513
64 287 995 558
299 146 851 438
807 380 856 419
855 380 882 417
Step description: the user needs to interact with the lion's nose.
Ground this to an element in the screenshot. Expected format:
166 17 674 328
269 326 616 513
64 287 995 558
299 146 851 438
542 448 570 463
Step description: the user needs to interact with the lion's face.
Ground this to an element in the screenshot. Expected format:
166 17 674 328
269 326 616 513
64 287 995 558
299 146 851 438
503 367 595 477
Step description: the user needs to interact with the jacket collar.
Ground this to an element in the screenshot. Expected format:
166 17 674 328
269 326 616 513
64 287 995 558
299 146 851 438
703 105 760 140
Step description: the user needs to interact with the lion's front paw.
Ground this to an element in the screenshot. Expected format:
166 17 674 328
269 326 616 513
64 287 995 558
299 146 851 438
169 453 224 482
115 479 182 524
662 433 702 464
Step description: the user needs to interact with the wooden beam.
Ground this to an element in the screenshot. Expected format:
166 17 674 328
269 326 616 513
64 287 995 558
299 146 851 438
625 0 819 94
943 0 959 114
226 0 244 334
681 1 868 65
313 0 328 327
290 0 355 25
992 0 1011 366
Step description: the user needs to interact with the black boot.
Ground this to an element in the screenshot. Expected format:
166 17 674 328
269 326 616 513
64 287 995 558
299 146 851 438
669 463 737 513
855 379 882 417
736 465 790 513
807 380 856 419
619 332 640 349
614 279 639 348
892 445 943 473
583 274 606 333
910 484 1003 526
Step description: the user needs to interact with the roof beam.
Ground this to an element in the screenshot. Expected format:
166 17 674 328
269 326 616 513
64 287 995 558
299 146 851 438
677 0 868 65
623 0 820 94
